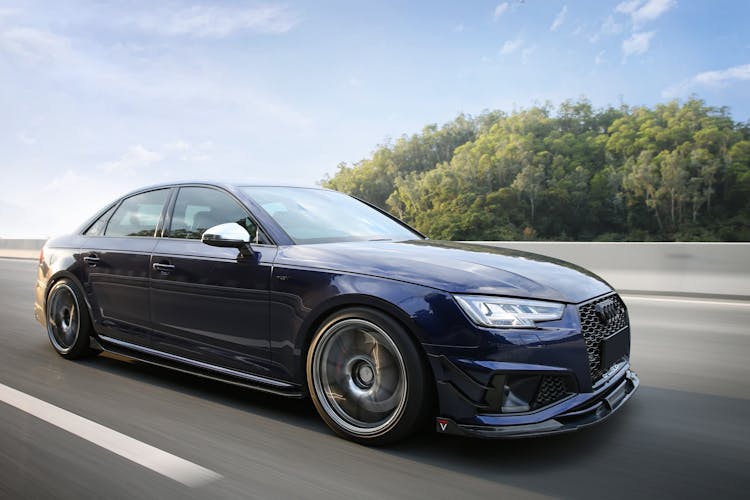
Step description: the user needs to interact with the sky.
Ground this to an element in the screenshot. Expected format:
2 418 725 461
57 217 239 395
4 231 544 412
1 0 749 238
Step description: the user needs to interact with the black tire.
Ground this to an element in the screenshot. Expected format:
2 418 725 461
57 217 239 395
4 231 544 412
306 307 431 445
45 279 96 359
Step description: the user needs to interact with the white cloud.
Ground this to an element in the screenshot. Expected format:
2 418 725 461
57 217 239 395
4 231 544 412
595 50 607 65
133 4 299 38
0 27 71 62
662 63 750 97
0 7 20 19
622 31 655 57
16 131 36 145
616 0 676 26
692 63 750 86
99 145 163 173
589 15 623 42
493 2 509 20
631 0 676 25
0 22 311 130
38 170 130 237
615 0 644 15
550 6 568 31
500 38 523 56
42 169 88 193
163 140 214 162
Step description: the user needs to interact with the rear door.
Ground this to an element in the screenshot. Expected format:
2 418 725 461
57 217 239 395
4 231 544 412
79 188 173 346
149 186 276 377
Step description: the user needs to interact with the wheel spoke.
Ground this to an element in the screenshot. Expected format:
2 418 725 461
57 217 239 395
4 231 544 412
312 318 408 436
46 284 80 351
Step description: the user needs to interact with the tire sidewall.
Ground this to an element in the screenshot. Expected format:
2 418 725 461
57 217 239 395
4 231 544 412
306 307 429 445
46 279 92 359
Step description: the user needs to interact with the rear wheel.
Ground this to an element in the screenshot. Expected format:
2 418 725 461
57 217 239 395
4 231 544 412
46 279 95 359
307 307 430 445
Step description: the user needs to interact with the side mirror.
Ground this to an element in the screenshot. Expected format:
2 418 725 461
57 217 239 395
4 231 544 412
201 223 254 257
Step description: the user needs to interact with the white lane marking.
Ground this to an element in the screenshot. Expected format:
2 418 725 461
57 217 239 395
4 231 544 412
0 383 221 488
621 295 750 308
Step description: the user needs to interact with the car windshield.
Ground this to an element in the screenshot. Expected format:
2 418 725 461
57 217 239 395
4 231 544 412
241 186 421 244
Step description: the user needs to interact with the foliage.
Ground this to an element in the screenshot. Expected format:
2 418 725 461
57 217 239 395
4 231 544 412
322 98 750 241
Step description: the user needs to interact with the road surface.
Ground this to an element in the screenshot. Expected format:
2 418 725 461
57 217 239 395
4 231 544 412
1 258 748 499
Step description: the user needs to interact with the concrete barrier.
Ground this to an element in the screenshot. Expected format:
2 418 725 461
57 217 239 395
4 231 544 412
0 239 46 260
1 238 748 298
471 242 750 299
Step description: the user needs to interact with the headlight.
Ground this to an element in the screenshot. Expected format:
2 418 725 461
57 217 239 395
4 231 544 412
454 295 565 328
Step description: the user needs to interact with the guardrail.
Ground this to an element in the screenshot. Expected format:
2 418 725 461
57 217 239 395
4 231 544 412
1 239 748 299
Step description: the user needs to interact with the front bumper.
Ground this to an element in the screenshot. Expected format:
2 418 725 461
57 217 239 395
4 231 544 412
436 368 639 438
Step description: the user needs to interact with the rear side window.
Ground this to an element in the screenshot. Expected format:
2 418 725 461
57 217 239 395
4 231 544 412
104 189 170 237
167 187 264 242
85 204 117 236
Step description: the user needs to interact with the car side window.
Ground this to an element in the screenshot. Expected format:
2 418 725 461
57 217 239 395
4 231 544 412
104 189 170 237
167 187 266 243
84 204 118 236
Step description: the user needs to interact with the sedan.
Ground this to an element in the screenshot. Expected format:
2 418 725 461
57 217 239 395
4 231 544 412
34 182 638 444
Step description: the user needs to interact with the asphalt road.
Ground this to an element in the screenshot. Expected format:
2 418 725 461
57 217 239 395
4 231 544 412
1 258 748 499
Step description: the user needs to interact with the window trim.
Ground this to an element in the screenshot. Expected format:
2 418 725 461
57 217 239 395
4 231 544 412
239 186 425 245
86 187 174 239
161 184 275 246
81 201 120 236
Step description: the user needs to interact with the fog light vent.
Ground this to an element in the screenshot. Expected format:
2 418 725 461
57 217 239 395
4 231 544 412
531 376 570 409
499 375 539 413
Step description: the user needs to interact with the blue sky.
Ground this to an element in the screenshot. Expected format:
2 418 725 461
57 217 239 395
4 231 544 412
2 0 749 237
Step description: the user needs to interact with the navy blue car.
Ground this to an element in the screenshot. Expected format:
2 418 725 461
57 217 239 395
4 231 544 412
34 182 638 444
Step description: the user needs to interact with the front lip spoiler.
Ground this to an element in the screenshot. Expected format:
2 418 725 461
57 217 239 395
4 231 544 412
436 369 639 438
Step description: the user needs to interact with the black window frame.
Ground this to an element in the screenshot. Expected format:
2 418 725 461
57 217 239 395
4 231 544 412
88 187 173 239
161 185 275 246
82 202 120 236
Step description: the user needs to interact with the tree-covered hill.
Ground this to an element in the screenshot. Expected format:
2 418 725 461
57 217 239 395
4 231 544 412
322 99 750 241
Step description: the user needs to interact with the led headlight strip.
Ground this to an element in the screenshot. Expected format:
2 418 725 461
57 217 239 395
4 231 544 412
454 295 565 328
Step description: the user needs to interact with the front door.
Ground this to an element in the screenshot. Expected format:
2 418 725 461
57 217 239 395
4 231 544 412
149 186 276 377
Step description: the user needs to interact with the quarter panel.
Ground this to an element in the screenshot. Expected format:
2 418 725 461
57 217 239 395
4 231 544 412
34 236 85 326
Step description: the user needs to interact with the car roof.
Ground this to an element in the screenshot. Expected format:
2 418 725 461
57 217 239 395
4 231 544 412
119 180 334 198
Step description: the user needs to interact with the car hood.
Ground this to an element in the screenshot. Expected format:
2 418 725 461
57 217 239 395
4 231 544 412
274 240 612 304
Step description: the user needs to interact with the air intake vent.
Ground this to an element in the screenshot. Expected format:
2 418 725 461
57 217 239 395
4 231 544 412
578 294 629 381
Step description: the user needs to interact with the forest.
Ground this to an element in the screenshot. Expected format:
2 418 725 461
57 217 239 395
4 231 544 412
322 99 750 241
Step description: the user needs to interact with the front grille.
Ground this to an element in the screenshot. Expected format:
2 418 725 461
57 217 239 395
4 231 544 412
578 294 629 381
531 376 570 409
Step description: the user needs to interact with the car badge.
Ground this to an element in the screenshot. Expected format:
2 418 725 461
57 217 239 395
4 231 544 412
595 298 619 325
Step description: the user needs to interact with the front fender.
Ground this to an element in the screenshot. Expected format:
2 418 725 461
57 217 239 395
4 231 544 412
269 266 481 384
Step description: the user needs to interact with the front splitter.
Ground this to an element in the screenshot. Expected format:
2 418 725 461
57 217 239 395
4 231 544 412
436 370 639 438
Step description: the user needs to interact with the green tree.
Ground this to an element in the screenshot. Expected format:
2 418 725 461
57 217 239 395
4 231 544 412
323 98 749 241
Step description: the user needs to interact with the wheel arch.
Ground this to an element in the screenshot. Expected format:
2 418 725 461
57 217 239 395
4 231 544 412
297 293 438 409
44 270 97 331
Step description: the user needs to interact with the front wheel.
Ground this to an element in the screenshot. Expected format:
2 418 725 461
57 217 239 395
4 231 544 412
307 307 430 445
46 279 96 359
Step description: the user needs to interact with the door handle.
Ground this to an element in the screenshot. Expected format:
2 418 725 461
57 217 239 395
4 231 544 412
152 262 175 272
83 255 100 266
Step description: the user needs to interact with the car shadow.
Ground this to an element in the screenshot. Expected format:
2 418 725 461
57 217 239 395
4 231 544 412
79 350 632 474
77 352 323 430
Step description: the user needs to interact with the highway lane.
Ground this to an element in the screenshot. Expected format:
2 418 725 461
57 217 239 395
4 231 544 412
1 258 748 499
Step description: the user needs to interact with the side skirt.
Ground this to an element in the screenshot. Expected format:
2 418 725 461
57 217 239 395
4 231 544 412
93 335 304 398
